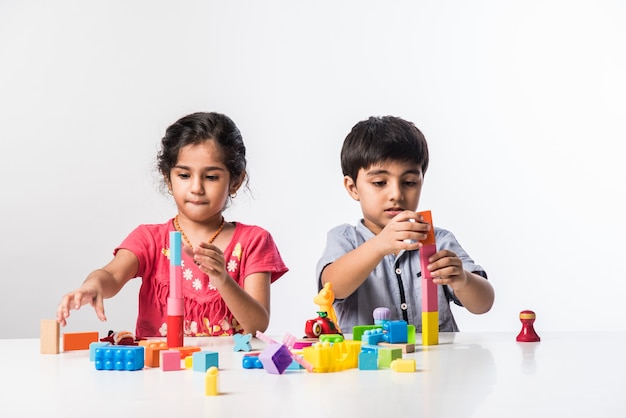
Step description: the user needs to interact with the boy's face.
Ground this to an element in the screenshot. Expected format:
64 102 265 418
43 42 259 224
344 160 423 235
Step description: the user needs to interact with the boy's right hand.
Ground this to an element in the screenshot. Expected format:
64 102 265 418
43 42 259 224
377 211 430 254
56 285 107 326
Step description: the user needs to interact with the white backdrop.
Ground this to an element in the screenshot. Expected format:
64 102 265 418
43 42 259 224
1 0 624 338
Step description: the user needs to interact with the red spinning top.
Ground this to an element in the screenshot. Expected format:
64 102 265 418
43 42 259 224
516 310 541 342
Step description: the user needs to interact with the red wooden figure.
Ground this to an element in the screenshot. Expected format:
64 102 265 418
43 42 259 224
516 310 541 342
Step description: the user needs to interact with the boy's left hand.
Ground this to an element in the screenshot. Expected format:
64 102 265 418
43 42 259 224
427 249 467 291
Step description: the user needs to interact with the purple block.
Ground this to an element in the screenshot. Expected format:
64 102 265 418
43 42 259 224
258 343 292 374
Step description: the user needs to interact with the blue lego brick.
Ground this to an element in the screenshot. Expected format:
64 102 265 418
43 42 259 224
89 342 110 361
94 346 144 371
242 355 263 369
383 320 408 344
362 328 386 345
192 350 219 372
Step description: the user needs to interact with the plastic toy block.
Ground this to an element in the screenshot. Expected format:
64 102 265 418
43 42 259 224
89 342 110 361
40 319 60 354
358 350 378 370
242 353 264 369
63 332 99 351
259 343 293 374
390 358 416 372
420 243 438 311
255 331 314 372
292 339 316 349
378 347 402 368
320 334 344 343
145 342 169 367
170 346 201 359
95 346 144 371
233 333 252 352
362 328 386 345
205 366 219 396
302 340 361 373
138 339 165 347
378 342 415 353
352 325 381 342
161 350 182 371
418 210 439 347
184 356 193 369
407 325 416 344
383 320 408 344
192 351 219 372
167 231 184 349
422 311 439 346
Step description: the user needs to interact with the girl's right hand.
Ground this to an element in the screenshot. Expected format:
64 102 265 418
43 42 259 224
56 285 107 326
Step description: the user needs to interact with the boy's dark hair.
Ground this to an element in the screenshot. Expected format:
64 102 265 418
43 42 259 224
340 115 429 181
157 112 248 189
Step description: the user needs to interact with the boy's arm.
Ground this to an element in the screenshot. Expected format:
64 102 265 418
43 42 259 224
320 238 388 300
452 271 494 314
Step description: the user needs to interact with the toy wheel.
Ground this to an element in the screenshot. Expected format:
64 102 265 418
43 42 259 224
312 322 323 337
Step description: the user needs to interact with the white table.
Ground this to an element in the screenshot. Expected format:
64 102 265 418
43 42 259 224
2 332 625 417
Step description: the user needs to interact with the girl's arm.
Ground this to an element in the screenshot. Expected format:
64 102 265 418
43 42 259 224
213 272 271 335
56 249 138 326
192 241 271 334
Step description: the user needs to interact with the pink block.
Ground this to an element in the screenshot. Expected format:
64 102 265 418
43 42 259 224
161 350 182 371
420 243 438 312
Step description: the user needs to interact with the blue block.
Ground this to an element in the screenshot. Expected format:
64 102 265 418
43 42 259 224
383 320 408 344
362 328 385 345
359 351 378 370
192 351 219 372
242 355 263 369
95 346 144 371
89 342 110 361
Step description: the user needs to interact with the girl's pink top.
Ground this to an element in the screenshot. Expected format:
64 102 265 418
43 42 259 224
115 220 288 338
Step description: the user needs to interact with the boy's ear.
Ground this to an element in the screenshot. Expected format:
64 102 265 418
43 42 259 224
343 176 360 201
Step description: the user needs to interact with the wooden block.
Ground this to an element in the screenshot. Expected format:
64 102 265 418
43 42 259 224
63 331 99 351
40 319 60 354
378 342 415 353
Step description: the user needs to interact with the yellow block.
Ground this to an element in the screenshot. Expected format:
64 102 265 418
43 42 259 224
390 358 417 372
205 366 219 396
422 311 439 346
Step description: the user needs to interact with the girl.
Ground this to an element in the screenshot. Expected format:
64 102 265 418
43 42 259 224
57 112 288 337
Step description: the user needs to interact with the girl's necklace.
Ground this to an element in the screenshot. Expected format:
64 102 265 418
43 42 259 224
173 215 226 249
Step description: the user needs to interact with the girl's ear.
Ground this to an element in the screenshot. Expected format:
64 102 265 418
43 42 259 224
343 176 360 201
229 172 246 195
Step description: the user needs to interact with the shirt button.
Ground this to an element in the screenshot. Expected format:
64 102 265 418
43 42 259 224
401 303 408 311
395 268 402 275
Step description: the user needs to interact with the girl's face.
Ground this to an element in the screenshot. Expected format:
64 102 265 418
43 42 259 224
344 160 423 235
168 140 233 224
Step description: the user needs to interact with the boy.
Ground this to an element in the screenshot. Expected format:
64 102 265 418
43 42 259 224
316 116 494 333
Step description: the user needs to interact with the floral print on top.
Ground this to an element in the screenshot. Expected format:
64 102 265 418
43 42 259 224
115 220 288 338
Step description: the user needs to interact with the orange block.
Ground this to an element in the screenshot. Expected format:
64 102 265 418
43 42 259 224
170 346 201 360
63 332 99 351
417 210 435 245
145 342 169 367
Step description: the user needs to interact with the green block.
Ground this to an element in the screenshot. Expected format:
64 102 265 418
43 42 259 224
378 347 402 368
